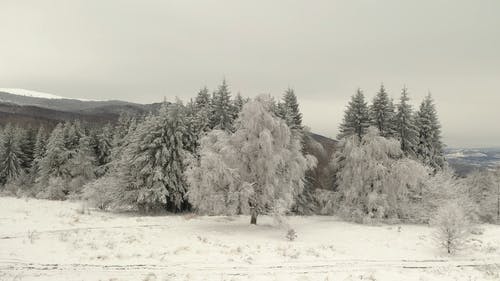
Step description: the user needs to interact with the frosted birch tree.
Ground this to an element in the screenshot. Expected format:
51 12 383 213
332 127 429 221
187 95 316 224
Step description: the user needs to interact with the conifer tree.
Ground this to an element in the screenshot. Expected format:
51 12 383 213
394 87 418 155
280 88 303 132
233 92 247 114
18 127 36 171
68 135 96 192
95 124 113 176
119 103 190 212
0 124 24 184
415 94 445 170
370 84 395 137
38 123 71 184
210 79 236 132
338 89 370 140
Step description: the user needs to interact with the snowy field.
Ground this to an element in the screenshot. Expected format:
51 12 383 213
1 197 500 281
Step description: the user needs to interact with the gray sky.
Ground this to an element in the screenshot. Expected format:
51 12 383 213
1 0 499 148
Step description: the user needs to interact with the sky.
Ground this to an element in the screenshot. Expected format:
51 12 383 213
1 0 499 148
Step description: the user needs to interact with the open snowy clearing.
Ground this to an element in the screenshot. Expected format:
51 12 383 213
1 197 499 281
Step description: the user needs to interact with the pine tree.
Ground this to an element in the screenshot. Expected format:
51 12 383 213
38 123 71 185
18 127 36 171
187 95 317 224
0 124 24 184
30 126 48 180
338 89 370 140
415 94 445 170
192 87 212 136
210 79 236 132
233 92 247 114
120 103 190 212
68 135 96 192
95 124 113 176
394 87 418 155
370 84 395 137
280 88 303 132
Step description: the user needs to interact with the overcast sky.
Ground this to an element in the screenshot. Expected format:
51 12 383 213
1 1 499 148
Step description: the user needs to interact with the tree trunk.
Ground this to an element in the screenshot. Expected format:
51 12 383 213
250 209 258 225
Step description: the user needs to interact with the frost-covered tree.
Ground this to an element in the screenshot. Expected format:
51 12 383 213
0 124 24 185
68 135 96 193
415 94 444 170
94 124 113 176
338 89 370 140
210 79 236 132
18 127 36 171
28 126 49 182
187 95 317 224
116 103 190 212
33 127 48 162
278 88 303 133
431 201 470 254
464 169 500 223
332 127 429 221
193 87 213 133
233 92 247 114
394 87 418 156
370 84 395 137
37 123 71 185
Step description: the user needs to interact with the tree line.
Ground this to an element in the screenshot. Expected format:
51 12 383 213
1 81 499 229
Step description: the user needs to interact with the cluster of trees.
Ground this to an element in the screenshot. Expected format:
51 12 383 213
331 85 500 228
0 81 312 225
338 85 444 170
1 81 499 233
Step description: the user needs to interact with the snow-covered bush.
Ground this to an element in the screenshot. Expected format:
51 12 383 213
420 169 478 224
332 127 429 222
286 228 297 241
313 188 338 215
187 95 316 224
463 169 500 223
431 201 471 254
82 177 121 210
36 177 67 200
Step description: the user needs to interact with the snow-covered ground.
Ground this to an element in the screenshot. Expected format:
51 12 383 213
1 197 499 281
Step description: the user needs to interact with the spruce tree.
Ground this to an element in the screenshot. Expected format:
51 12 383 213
370 84 395 137
210 79 236 132
95 124 113 176
121 103 190 212
68 135 96 192
0 124 24 184
193 87 212 134
38 123 71 184
280 88 303 132
338 89 370 140
30 126 48 180
394 87 418 155
233 92 247 114
415 94 445 170
18 127 36 171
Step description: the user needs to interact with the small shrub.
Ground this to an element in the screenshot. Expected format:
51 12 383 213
36 177 67 200
82 177 118 210
286 228 297 241
431 202 471 254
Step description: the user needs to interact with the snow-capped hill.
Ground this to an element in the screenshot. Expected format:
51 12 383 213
0 88 101 101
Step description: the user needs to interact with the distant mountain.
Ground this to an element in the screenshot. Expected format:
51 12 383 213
445 147 500 176
0 89 160 129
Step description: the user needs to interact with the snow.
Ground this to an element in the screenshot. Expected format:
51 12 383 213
0 88 101 102
1 196 500 280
